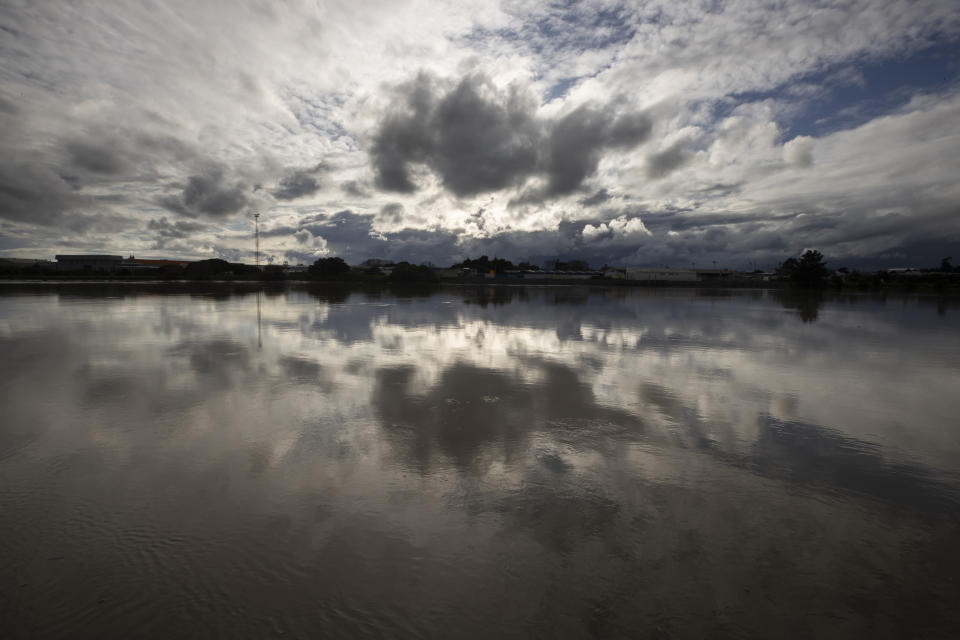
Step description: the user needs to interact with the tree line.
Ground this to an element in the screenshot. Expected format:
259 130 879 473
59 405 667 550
775 250 959 289
6 251 956 289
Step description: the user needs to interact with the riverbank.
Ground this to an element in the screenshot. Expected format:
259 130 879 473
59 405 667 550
3 277 959 300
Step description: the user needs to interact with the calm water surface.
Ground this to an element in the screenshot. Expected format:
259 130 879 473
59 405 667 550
1 284 959 638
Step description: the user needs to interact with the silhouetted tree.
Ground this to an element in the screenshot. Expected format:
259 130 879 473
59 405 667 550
230 263 262 278
550 259 590 271
308 256 350 279
305 285 351 304
777 250 829 288
455 255 516 273
388 261 439 284
772 289 825 323
157 264 185 279
454 255 489 272
184 258 232 280
261 265 287 281
941 256 953 273
775 257 799 279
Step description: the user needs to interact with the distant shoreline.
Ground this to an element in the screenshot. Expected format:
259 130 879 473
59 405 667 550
1 276 958 295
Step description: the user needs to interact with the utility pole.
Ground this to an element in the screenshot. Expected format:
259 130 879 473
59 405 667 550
254 212 260 268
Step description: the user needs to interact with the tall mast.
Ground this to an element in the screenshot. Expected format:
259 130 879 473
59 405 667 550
254 212 260 268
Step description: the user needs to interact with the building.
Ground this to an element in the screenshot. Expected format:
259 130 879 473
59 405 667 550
526 270 600 280
55 255 124 272
125 257 191 268
0 257 55 272
108 256 193 272
623 267 743 282
625 268 699 282
693 268 738 281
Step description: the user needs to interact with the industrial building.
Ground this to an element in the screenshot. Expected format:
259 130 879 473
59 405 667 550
625 268 699 282
624 268 741 282
55 255 125 272
54 255 193 272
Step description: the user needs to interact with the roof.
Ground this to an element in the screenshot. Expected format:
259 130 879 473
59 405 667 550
0 257 48 264
127 258 191 267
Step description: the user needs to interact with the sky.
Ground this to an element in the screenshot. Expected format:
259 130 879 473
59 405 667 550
1 0 959 270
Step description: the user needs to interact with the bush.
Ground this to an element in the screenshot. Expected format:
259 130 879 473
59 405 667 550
388 262 439 284
454 255 515 273
184 258 232 280
776 250 829 288
261 265 287 281
308 257 351 279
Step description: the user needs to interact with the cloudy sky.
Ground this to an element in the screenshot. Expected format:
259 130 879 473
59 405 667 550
1 0 958 269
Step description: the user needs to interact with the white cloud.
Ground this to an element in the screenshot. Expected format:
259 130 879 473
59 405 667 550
583 215 650 243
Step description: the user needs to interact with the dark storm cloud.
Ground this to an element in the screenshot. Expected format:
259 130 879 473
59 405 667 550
302 210 379 244
341 180 371 198
372 73 540 196
580 188 612 207
692 182 743 198
430 76 540 196
6 114 249 225
271 165 325 200
147 217 208 239
370 73 651 199
456 225 582 266
306 209 461 265
639 210 803 233
258 223 300 238
0 160 86 225
646 140 694 178
596 202 960 270
0 94 19 115
545 105 651 195
65 140 126 175
0 114 233 229
262 210 385 259
337 197 955 271
261 209 464 265
380 202 404 223
61 129 199 181
385 227 462 265
60 211 138 235
371 74 435 193
447 208 805 271
158 166 249 218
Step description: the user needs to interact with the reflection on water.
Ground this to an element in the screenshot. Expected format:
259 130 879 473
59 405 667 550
770 288 825 323
1 284 959 638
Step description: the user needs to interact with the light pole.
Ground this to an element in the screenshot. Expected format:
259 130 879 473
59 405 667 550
253 212 260 268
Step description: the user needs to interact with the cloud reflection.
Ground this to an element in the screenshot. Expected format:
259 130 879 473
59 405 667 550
2 285 960 637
